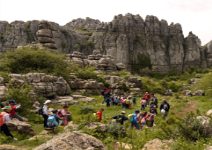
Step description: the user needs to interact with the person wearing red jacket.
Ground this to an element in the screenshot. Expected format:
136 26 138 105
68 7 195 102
8 100 24 122
96 108 104 122
144 92 151 106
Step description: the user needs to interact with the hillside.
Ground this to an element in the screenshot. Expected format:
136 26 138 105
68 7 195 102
0 14 212 74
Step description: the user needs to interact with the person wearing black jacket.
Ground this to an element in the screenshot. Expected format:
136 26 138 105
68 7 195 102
160 99 170 121
112 111 128 125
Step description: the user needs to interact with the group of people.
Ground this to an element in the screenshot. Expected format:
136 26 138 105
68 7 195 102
99 90 170 130
0 100 26 140
41 100 71 129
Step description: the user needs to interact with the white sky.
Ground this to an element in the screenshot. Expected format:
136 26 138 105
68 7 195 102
0 0 212 45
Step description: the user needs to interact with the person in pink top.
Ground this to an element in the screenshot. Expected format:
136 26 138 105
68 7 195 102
140 97 147 110
140 111 149 130
121 97 126 109
60 105 71 126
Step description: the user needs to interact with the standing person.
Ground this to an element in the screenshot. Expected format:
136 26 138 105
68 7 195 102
104 91 111 107
147 110 156 127
140 111 149 130
160 99 170 121
0 106 17 140
114 94 119 106
8 100 24 122
112 111 128 125
42 100 51 128
130 110 140 130
125 97 130 109
121 97 126 109
60 105 71 126
132 97 137 105
149 102 156 113
151 93 158 114
102 88 108 104
140 97 147 110
96 108 104 122
144 92 151 106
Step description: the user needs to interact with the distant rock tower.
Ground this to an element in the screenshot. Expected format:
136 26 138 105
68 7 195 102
36 20 57 49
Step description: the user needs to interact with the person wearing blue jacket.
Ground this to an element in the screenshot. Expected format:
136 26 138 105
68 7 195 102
131 110 140 130
112 111 128 125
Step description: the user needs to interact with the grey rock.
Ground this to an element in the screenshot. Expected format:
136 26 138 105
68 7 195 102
194 90 205 96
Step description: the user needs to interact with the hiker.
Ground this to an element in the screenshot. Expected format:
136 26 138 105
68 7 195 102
121 97 126 109
149 102 156 114
151 93 158 114
129 110 140 130
105 91 111 107
140 97 147 110
60 105 71 126
0 106 17 140
96 108 104 122
147 110 156 127
8 100 24 122
47 109 63 128
140 111 149 130
144 92 151 106
125 97 130 109
160 99 170 121
114 94 119 106
129 97 133 108
132 97 137 105
112 111 128 125
111 94 115 105
42 100 51 128
101 88 109 104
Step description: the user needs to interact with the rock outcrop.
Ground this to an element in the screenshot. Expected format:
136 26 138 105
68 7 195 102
7 119 36 135
0 145 19 150
1 13 212 73
33 131 107 150
142 138 173 150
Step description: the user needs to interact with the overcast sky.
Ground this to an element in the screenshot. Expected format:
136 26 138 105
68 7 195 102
0 0 212 45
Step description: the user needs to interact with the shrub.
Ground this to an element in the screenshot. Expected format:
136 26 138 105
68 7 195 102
87 40 94 48
61 40 67 49
122 82 130 92
107 121 126 137
24 23 30 29
0 71 11 82
79 26 87 31
61 29 68 36
207 89 212 97
0 33 4 39
195 74 212 95
87 31 93 36
74 44 79 49
168 82 180 92
78 106 96 114
0 47 71 81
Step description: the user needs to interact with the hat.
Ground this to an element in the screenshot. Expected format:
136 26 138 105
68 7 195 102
44 100 51 104
2 106 12 110
121 111 126 114
135 110 140 113
9 100 17 105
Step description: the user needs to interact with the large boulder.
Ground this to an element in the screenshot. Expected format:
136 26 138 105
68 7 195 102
33 131 107 150
194 90 205 96
51 96 79 105
184 90 192 96
0 145 19 150
86 122 108 133
197 116 210 126
0 77 4 86
142 139 173 150
207 109 212 116
7 119 36 135
164 89 173 96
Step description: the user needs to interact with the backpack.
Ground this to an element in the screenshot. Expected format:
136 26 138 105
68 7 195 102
142 100 146 105
101 90 104 96
164 104 168 111
150 105 155 112
126 100 130 104
128 114 134 122
121 99 125 104
116 115 124 123
146 114 153 122
47 114 59 128
38 107 43 115
153 97 158 105
141 117 146 124
0 112 7 126
58 109 63 117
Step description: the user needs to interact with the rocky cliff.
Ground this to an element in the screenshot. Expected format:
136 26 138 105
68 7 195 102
0 13 211 73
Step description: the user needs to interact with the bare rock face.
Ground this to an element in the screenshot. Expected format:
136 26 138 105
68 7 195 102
86 122 108 133
126 77 142 88
0 144 19 150
7 118 36 135
8 73 71 98
36 20 57 49
33 131 107 150
51 96 79 105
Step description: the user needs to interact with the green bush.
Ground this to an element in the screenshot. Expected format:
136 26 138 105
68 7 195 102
79 26 87 31
0 47 71 81
107 121 126 137
168 82 180 92
0 71 11 82
195 74 212 95
87 40 94 48
61 29 68 36
122 82 130 92
78 106 96 114
61 40 67 49
74 44 79 49
87 31 93 36
207 89 212 97
110 70 131 80
141 77 164 94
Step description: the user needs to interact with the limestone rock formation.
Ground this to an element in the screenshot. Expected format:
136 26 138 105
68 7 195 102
0 145 19 150
7 118 36 135
194 90 205 96
51 96 79 105
142 138 173 150
1 13 212 73
33 131 107 150
86 122 108 133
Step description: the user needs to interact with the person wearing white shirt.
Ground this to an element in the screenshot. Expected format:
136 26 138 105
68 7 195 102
42 100 51 128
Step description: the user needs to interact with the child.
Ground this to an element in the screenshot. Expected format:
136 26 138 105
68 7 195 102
96 108 104 122
150 102 156 113
60 105 71 126
0 106 17 140
121 97 126 109
140 111 149 130
47 109 63 128
140 97 147 110
8 100 24 122
147 110 156 127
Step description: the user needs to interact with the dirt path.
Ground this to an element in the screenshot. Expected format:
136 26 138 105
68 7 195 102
177 101 197 117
